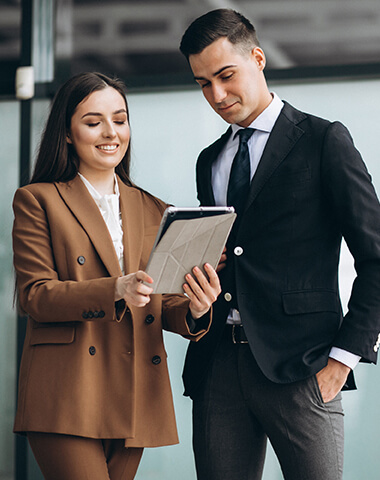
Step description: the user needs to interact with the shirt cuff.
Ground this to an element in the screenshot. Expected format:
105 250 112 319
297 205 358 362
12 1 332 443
329 347 361 370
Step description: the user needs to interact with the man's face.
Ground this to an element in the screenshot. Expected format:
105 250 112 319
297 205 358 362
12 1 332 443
189 37 272 127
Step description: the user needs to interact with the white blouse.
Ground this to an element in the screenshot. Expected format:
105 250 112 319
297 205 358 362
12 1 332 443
78 173 124 273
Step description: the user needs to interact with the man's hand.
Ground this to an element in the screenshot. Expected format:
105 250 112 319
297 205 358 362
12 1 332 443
216 246 227 273
183 263 221 319
316 357 351 403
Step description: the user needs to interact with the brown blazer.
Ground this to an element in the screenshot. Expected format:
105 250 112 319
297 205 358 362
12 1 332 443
12 175 210 448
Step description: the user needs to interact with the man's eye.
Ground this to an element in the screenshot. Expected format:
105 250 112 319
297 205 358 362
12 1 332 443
222 73 233 80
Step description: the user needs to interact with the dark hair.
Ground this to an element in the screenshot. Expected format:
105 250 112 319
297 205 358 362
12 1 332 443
30 72 134 186
180 8 260 60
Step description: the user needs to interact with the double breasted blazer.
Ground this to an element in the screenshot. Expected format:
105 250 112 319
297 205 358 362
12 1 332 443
183 101 380 398
13 174 210 447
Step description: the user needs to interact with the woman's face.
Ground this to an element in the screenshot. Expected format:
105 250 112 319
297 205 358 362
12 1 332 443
67 86 130 177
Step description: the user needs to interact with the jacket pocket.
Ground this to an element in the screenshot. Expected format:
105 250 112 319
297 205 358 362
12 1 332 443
282 290 339 315
30 324 75 345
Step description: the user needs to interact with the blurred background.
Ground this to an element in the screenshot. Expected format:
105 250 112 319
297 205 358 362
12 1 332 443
1 1 380 479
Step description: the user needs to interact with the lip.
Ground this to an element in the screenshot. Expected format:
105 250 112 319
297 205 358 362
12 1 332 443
218 102 237 112
96 144 119 152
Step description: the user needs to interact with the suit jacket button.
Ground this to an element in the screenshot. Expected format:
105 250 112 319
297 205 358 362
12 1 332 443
224 292 232 302
145 314 155 324
93 311 99 318
82 312 88 319
89 346 96 355
77 256 86 265
152 355 161 365
98 311 105 318
87 311 94 318
234 246 243 256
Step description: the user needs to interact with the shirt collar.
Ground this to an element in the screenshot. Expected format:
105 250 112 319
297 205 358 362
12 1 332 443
231 92 284 138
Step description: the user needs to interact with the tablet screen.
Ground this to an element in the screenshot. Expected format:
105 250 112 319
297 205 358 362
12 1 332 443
155 206 235 248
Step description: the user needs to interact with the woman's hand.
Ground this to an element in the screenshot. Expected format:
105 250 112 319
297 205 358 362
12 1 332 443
115 271 154 307
183 263 221 319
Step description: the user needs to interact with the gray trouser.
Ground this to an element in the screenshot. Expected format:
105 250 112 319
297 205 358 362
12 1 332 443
192 330 344 480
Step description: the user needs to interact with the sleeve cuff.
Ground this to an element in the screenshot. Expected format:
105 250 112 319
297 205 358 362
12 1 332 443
329 347 361 370
186 310 210 334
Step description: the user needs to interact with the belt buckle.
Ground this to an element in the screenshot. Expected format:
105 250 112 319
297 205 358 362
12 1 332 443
231 324 248 344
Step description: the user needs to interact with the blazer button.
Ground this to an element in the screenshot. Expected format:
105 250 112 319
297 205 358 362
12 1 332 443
234 246 243 256
77 255 86 265
224 292 232 302
145 314 155 324
89 346 96 356
152 355 161 365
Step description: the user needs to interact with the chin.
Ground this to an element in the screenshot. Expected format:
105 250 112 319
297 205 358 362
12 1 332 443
219 112 239 124
221 110 247 126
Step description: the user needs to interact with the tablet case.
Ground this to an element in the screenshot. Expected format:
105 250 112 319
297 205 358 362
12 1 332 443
146 209 236 293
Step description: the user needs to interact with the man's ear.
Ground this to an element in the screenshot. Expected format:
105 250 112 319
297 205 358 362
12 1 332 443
251 47 266 71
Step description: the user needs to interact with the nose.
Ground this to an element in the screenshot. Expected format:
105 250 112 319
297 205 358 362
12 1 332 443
103 120 116 138
211 83 227 104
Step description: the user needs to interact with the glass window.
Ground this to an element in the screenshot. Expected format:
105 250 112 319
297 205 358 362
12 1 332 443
0 100 19 480
0 0 21 96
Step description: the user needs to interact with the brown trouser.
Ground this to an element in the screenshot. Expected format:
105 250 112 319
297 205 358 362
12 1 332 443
28 432 143 480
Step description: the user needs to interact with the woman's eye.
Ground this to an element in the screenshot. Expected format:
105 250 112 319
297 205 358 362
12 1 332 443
87 122 100 127
222 73 233 80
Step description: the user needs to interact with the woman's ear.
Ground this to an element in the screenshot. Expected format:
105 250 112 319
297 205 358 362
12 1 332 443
66 132 72 144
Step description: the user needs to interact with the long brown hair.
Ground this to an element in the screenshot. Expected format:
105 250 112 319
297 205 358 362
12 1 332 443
30 72 134 186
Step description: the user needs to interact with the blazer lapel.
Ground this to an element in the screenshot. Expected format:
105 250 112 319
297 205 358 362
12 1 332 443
245 102 306 208
55 175 122 277
199 127 232 206
118 179 144 275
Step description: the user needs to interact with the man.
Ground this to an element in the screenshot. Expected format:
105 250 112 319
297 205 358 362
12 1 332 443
179 8 380 480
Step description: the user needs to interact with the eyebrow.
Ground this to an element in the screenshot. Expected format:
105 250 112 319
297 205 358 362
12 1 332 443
81 109 127 119
194 64 237 81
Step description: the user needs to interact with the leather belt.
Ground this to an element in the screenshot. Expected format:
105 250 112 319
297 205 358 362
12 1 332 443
224 324 249 344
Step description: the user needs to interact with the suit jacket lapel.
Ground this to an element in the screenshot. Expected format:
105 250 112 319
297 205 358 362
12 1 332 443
245 102 306 208
199 127 232 205
55 175 122 277
118 179 144 275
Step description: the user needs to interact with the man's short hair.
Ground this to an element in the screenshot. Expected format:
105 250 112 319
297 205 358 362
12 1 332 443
180 8 260 60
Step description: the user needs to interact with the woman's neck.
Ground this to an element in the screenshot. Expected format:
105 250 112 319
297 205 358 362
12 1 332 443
79 169 116 195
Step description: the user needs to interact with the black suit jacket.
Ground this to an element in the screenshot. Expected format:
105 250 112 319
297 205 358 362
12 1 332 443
183 101 380 398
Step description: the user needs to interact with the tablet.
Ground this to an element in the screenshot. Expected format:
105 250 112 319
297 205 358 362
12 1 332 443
146 206 236 294
152 206 235 251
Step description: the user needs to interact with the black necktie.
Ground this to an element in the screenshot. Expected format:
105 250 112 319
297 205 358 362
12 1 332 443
227 128 254 216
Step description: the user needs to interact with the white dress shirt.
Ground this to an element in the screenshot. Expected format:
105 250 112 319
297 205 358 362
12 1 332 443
212 93 284 205
79 173 124 274
211 93 360 370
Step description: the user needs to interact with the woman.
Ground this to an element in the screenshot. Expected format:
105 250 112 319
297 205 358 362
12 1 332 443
12 72 220 479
